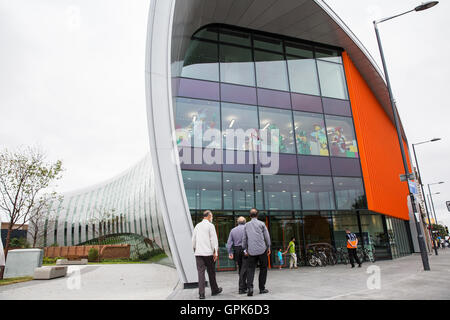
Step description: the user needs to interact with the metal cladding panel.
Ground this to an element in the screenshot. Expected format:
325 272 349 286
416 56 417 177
343 52 410 221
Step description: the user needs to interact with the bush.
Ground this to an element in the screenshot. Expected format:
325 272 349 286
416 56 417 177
88 248 99 262
9 237 30 248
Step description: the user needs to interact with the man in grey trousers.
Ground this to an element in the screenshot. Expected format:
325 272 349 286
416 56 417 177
226 216 248 294
242 208 271 296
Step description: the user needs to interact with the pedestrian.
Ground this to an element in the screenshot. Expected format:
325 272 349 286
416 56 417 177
277 249 284 269
283 237 298 269
226 216 248 294
345 229 362 268
192 210 223 299
242 208 271 296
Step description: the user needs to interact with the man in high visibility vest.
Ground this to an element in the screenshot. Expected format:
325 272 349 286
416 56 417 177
345 229 362 268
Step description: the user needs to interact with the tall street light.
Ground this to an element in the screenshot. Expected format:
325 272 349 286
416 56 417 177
412 138 441 255
428 182 444 225
373 1 439 271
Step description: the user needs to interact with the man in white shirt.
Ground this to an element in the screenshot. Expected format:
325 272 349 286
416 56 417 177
192 210 222 299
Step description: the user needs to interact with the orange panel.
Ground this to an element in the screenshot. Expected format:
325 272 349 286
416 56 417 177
342 52 411 220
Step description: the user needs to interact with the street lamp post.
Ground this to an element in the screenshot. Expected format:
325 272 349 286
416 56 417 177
412 139 441 255
428 182 444 249
373 1 439 271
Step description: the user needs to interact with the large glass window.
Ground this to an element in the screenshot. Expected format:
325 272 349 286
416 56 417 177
263 175 300 210
317 60 348 100
315 47 343 64
332 211 360 249
223 172 263 210
300 176 335 210
254 50 289 91
182 170 222 210
220 44 255 86
259 107 295 154
174 98 221 148
360 213 390 259
325 115 358 158
294 111 329 156
181 40 219 82
333 177 366 210
221 102 258 151
286 43 320 96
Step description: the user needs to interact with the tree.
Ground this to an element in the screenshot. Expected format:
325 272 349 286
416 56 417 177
27 193 63 248
0 147 63 279
86 207 119 245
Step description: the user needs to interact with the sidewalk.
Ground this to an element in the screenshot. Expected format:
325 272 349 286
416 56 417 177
169 250 450 300
0 263 179 300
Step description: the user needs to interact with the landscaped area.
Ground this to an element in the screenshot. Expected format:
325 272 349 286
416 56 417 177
0 276 33 286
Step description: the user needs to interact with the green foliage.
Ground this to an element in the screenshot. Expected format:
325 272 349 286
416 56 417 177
9 237 30 248
88 248 99 262
50 243 59 247
43 256 64 265
432 224 449 237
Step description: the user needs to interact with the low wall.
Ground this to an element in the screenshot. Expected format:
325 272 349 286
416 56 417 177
44 245 130 260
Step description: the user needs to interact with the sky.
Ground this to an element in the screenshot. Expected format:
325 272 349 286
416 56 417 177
0 0 449 226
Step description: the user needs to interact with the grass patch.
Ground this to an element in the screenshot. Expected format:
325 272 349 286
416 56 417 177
0 276 33 286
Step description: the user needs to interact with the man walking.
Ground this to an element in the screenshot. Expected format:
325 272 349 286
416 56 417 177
242 208 271 296
192 210 223 299
226 216 248 294
284 237 298 269
345 229 362 268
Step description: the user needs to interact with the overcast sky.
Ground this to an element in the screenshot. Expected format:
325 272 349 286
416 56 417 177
1 0 449 226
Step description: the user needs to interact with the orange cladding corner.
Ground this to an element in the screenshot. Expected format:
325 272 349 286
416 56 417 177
342 52 411 220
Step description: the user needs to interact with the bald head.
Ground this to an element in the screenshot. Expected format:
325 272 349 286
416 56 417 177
237 216 246 225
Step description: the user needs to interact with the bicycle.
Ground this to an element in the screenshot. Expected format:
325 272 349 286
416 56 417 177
358 246 376 263
336 247 349 265
306 249 322 267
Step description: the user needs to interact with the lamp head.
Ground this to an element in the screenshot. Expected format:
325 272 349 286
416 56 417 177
415 1 439 11
431 138 441 142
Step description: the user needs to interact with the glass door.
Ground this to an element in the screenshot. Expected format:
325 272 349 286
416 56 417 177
214 213 236 271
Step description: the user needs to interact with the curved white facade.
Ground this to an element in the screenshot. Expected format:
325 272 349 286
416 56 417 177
145 0 395 285
35 155 171 260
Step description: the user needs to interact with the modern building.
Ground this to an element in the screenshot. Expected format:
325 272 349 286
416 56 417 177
43 0 423 287
35 155 172 261
145 0 422 286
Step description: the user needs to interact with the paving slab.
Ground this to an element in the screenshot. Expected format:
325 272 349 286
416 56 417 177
169 250 450 300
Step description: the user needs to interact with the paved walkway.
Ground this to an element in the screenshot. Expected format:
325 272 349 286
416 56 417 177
169 250 450 300
0 263 179 300
2 250 450 300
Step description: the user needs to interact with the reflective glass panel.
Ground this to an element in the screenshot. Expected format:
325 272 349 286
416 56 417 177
332 211 360 249
254 50 289 91
253 34 283 53
259 107 295 154
315 47 342 63
221 102 258 151
219 28 251 46
317 60 348 100
174 98 221 148
333 177 366 210
294 111 329 156
360 213 390 259
285 42 314 59
300 176 335 210
193 26 219 41
263 175 301 210
182 170 222 210
325 115 358 158
220 44 255 86
181 40 219 82
223 172 263 210
287 56 320 96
